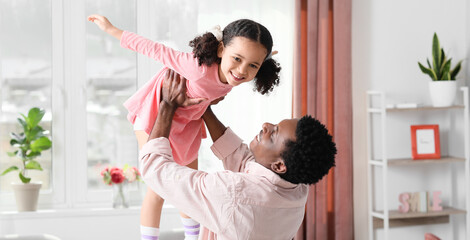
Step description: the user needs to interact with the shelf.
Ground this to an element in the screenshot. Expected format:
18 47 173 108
368 105 465 114
367 88 469 239
373 207 466 229
369 156 465 166
386 105 464 112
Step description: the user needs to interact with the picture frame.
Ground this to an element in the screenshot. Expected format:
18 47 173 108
410 125 441 160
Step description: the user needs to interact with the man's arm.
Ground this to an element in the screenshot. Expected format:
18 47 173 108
148 70 206 140
139 70 232 233
202 106 227 142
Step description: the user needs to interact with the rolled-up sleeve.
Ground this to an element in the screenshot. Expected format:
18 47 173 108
210 128 254 173
139 137 234 234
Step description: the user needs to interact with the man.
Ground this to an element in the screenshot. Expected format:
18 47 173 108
140 70 337 240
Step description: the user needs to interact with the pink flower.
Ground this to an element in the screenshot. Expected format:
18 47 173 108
133 167 141 176
110 167 125 184
100 165 140 186
123 166 141 182
100 167 109 176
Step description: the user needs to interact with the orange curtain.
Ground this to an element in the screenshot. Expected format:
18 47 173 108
292 0 353 239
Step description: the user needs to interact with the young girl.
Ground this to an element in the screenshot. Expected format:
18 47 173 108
88 14 281 240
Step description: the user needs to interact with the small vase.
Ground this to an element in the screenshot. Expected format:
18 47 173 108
113 183 129 209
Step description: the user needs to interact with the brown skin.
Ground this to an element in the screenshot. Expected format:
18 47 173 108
249 120 298 174
148 70 206 140
153 69 298 176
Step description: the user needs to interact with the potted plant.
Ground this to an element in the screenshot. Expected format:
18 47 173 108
418 33 463 107
0 107 52 211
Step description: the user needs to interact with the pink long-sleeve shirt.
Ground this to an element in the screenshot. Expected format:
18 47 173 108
121 31 233 165
139 128 308 240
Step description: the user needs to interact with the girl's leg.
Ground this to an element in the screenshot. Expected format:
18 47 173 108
136 130 164 240
179 159 200 240
135 130 149 150
141 187 165 239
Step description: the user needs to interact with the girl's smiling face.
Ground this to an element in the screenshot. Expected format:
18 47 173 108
217 36 267 87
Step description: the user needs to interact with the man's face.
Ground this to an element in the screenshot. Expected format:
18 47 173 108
249 119 298 171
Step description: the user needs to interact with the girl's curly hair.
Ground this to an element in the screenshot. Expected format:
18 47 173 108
280 115 337 185
189 19 281 95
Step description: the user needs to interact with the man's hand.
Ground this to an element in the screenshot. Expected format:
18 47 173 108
87 14 123 40
161 69 207 109
148 70 206 140
210 95 225 105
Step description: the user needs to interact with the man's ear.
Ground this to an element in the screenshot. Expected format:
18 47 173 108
217 42 224 58
271 159 286 174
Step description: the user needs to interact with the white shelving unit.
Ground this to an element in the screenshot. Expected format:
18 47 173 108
367 87 470 240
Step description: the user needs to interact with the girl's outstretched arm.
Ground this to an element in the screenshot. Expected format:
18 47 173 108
87 14 123 41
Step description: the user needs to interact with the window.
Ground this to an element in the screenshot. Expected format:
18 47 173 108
0 0 294 211
85 0 138 191
0 0 58 209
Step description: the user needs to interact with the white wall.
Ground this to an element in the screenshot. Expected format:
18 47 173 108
353 0 469 239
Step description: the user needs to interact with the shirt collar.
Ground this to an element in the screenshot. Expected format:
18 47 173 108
245 161 298 189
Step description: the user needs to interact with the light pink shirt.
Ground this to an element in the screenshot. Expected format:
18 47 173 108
121 31 233 165
139 128 308 240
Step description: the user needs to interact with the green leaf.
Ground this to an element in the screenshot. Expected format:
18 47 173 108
10 132 25 142
27 151 41 158
10 139 20 146
102 171 111 185
17 117 27 131
16 150 26 159
432 33 441 77
451 60 462 80
440 49 446 67
19 172 31 184
7 151 17 157
426 58 432 69
25 160 43 171
440 58 451 79
27 126 44 141
1 166 19 176
27 108 45 129
444 72 451 80
418 62 437 80
30 137 52 152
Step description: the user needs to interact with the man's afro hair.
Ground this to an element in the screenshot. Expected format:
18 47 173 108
280 115 337 185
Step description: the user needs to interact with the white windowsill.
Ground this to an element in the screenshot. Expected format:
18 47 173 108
0 204 178 220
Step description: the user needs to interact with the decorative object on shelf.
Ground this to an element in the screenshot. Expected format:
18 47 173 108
410 125 441 160
425 233 441 240
101 164 141 209
418 33 463 107
0 107 52 212
398 191 443 213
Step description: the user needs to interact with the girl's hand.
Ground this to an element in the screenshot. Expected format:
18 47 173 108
87 14 123 40
87 14 113 31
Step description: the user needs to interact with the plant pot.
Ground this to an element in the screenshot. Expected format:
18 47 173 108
429 81 457 107
11 182 42 212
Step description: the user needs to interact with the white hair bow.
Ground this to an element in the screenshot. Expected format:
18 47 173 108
208 25 223 41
